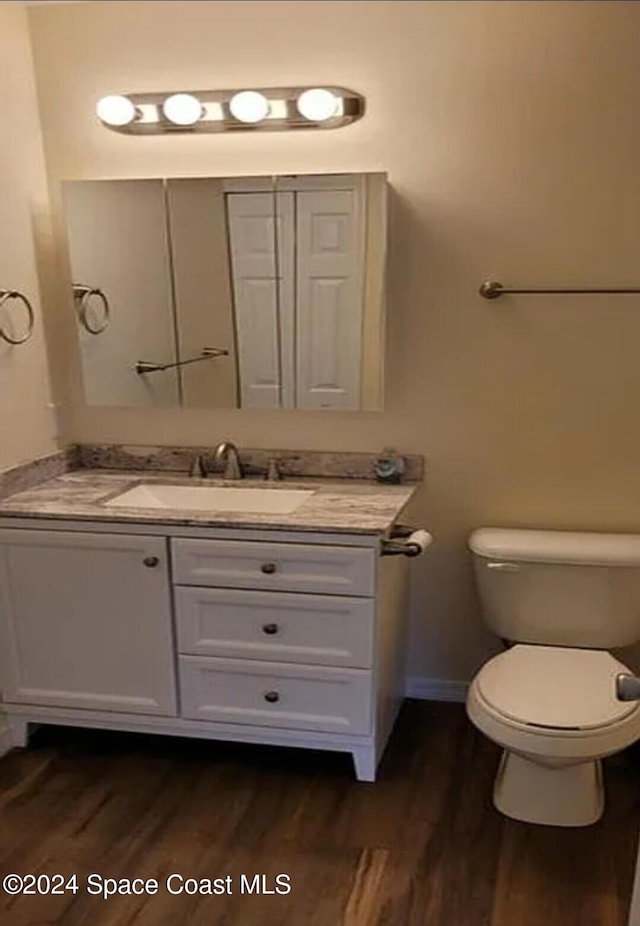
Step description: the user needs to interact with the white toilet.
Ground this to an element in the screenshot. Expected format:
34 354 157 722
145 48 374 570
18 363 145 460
467 527 640 827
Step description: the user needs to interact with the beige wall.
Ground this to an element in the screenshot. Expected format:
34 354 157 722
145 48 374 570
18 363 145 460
27 0 640 683
0 1 57 469
167 178 238 409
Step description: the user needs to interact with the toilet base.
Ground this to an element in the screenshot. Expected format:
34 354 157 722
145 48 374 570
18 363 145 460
493 750 604 827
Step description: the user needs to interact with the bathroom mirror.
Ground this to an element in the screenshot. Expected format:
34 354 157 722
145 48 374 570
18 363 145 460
61 172 387 410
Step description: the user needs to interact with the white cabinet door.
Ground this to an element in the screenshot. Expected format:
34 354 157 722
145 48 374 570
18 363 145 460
295 188 364 409
226 192 295 408
0 530 177 716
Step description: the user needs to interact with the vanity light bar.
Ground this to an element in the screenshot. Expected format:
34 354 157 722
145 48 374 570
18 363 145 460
95 86 365 134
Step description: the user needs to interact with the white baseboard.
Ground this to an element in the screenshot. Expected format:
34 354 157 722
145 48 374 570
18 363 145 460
405 676 469 703
0 724 12 757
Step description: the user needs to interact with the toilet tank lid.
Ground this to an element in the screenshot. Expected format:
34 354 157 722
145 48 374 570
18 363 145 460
469 528 640 566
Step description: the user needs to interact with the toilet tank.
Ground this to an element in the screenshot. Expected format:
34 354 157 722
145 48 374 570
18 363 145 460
470 528 640 648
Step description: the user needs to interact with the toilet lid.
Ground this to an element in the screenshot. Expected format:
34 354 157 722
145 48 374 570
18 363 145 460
476 645 637 730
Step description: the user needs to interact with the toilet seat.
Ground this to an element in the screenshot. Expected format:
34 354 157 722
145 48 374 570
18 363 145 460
476 644 635 731
467 644 640 765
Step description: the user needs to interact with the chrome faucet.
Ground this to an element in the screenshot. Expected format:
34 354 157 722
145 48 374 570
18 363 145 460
213 441 243 479
189 454 207 478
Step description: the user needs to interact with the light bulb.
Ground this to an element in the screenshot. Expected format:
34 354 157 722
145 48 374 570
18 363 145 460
162 93 203 126
229 90 270 124
95 94 137 127
297 88 339 122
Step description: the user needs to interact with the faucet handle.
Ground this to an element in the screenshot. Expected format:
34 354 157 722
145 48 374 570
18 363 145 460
266 458 281 481
190 454 207 478
224 454 242 480
616 673 640 701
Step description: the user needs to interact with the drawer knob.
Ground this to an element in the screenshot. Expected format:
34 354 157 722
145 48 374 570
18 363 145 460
143 556 160 568
264 690 280 703
260 562 277 575
262 623 279 635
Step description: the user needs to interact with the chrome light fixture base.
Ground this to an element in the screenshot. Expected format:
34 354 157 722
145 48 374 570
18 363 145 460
96 86 365 134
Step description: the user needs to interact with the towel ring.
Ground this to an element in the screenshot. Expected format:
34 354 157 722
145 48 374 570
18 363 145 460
0 290 35 345
73 284 110 335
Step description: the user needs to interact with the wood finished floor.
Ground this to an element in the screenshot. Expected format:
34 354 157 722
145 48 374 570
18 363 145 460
0 701 639 926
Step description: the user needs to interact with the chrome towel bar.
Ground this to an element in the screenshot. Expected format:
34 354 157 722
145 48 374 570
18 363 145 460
135 347 229 375
479 279 640 300
0 290 35 345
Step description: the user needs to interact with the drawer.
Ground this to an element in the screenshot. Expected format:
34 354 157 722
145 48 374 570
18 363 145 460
178 655 372 735
171 538 375 597
175 587 374 667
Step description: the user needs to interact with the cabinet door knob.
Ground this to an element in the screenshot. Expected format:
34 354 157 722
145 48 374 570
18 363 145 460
143 556 160 568
262 623 279 635
260 562 277 575
264 690 280 703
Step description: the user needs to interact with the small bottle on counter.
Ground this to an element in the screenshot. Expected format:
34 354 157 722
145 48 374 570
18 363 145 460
266 458 281 481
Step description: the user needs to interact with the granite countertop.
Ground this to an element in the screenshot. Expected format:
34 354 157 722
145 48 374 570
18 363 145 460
0 469 419 536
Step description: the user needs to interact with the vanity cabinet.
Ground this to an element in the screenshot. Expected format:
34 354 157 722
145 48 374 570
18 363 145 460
171 538 378 742
0 529 177 716
0 524 409 782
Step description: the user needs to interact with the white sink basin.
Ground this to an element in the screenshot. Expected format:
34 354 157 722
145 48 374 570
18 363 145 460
104 483 314 515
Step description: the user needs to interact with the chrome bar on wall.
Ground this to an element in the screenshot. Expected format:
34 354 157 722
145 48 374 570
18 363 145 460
135 347 229 375
479 279 640 300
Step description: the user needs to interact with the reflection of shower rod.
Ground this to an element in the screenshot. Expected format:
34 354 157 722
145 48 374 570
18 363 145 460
135 347 229 375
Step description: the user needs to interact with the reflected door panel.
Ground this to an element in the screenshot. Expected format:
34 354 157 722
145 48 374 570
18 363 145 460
295 188 364 409
226 192 295 409
275 193 296 410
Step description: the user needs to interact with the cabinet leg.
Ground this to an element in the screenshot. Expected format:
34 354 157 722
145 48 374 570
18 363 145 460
352 746 377 782
7 717 29 749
